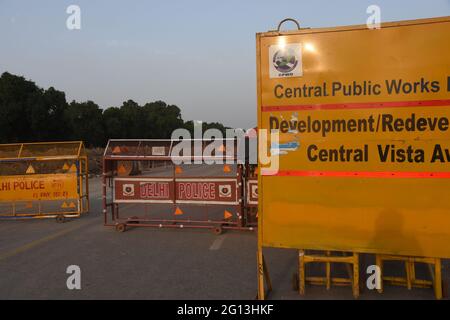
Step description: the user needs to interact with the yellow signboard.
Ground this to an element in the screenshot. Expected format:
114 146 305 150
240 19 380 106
257 17 450 258
0 173 78 202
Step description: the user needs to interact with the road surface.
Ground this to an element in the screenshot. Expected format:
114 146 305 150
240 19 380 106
0 176 448 299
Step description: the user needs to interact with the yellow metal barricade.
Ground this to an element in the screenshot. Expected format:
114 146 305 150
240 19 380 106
0 141 89 222
295 250 360 298
376 254 443 299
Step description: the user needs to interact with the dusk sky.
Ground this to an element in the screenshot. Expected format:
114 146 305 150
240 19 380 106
1 0 449 129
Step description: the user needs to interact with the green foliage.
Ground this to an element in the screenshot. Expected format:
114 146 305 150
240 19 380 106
0 72 230 146
65 100 105 147
183 120 227 136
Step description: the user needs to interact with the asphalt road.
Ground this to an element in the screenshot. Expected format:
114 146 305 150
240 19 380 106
0 176 448 300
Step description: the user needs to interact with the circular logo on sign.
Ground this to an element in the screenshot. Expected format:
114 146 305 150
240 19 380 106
122 184 135 197
219 185 232 198
273 48 298 73
252 185 258 198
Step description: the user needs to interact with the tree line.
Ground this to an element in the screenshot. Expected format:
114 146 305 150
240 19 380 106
0 72 228 147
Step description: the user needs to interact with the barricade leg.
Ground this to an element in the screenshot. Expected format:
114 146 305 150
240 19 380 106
299 250 305 295
406 260 412 290
297 250 359 298
257 249 265 300
352 253 360 299
326 251 331 290
376 254 443 299
409 260 416 288
376 254 384 293
433 258 442 300
263 254 272 293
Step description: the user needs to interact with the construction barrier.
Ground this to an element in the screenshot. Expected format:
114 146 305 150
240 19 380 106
294 250 360 298
376 254 443 299
0 141 89 222
256 17 450 299
102 139 256 234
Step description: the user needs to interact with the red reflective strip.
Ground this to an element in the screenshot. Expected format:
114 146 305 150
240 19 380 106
261 170 450 179
261 99 450 112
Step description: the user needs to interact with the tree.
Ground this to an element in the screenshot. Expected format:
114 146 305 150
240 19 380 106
0 71 231 146
42 87 68 140
183 120 228 137
103 107 124 140
0 72 44 143
0 72 70 143
64 100 105 147
119 100 145 139
142 101 184 138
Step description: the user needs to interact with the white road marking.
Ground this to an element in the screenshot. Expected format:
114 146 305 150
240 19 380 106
209 235 227 251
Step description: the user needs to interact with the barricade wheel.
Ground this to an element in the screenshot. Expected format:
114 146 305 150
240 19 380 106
56 215 65 223
116 223 126 233
213 226 223 235
292 273 299 291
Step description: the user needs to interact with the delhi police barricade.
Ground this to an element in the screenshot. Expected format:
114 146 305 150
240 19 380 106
102 139 257 234
0 141 89 222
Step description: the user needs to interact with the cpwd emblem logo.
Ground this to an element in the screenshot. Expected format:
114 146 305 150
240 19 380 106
269 43 302 78
273 48 298 73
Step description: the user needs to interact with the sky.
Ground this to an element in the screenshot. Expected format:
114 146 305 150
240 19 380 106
1 0 449 129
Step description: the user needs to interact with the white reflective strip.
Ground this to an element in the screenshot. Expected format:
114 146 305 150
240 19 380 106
246 180 258 205
107 155 235 160
176 178 237 183
113 200 174 204
114 178 173 182
175 200 239 205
